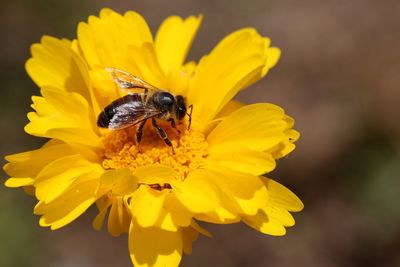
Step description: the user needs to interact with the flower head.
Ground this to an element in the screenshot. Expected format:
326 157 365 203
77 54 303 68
4 8 303 266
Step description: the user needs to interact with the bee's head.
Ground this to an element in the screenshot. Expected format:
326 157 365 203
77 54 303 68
175 95 187 121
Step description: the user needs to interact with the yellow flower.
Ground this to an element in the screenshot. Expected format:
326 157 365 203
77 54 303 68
4 8 303 267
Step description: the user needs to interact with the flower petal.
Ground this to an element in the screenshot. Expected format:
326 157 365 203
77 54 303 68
263 177 304 212
173 169 221 214
25 87 102 148
195 206 240 224
207 103 287 152
99 169 138 196
77 8 152 70
4 178 34 187
129 223 183 267
130 186 167 228
181 226 199 255
34 154 103 203
92 202 110 231
26 36 91 100
35 179 98 230
205 144 276 176
188 28 268 124
242 210 287 236
268 115 300 159
3 142 75 187
107 197 131 236
216 100 245 119
261 38 281 76
126 43 166 88
204 169 268 216
134 164 176 185
155 15 202 75
161 193 193 229
242 178 303 236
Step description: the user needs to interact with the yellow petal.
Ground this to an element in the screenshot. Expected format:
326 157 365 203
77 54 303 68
173 169 221 213
35 179 98 230
242 210 287 236
26 36 91 101
240 38 281 87
129 223 183 267
25 87 102 148
130 186 167 228
206 144 276 176
162 193 193 229
268 115 300 159
88 67 121 113
41 87 97 129
136 190 195 232
204 169 268 216
108 198 131 236
181 226 199 255
188 28 267 124
155 15 202 75
34 154 103 203
4 177 34 187
92 203 110 231
40 127 102 148
195 206 240 224
263 177 304 212
164 61 197 96
190 220 212 238
99 169 138 196
126 43 166 88
89 43 166 111
216 100 245 119
134 164 176 185
243 192 297 236
155 211 180 232
263 205 295 227
77 8 152 70
262 40 281 76
4 142 76 187
207 103 287 152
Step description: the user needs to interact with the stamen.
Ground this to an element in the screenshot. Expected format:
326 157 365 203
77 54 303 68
102 122 208 182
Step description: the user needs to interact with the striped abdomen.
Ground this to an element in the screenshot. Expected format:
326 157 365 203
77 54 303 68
97 94 145 129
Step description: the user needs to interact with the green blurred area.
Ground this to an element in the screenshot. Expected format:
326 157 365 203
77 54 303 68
1 0 400 266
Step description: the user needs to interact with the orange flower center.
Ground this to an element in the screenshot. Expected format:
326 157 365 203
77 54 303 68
101 121 208 180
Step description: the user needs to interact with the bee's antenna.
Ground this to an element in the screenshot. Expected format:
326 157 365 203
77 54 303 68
187 105 193 131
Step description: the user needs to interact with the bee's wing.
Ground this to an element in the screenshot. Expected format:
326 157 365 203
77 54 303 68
105 67 159 94
106 101 161 130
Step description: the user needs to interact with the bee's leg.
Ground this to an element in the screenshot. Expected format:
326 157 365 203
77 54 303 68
187 104 193 130
143 89 148 102
136 119 147 152
152 118 175 154
168 118 181 134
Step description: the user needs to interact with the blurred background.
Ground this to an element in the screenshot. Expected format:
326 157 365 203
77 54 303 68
1 0 400 266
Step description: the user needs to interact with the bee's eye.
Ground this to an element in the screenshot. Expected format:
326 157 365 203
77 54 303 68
176 105 186 120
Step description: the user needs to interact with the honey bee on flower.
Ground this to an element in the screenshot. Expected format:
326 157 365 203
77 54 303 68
97 67 193 154
4 8 303 267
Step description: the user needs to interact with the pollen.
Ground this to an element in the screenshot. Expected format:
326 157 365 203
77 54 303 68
101 122 209 181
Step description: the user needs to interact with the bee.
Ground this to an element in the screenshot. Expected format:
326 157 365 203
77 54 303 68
97 67 193 153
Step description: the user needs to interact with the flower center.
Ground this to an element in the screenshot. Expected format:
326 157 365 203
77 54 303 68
101 121 208 181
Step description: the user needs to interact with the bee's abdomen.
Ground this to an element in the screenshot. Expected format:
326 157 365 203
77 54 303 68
97 110 111 128
97 94 143 129
97 100 119 128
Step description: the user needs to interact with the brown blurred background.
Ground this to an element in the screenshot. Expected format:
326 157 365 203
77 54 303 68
1 0 400 266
